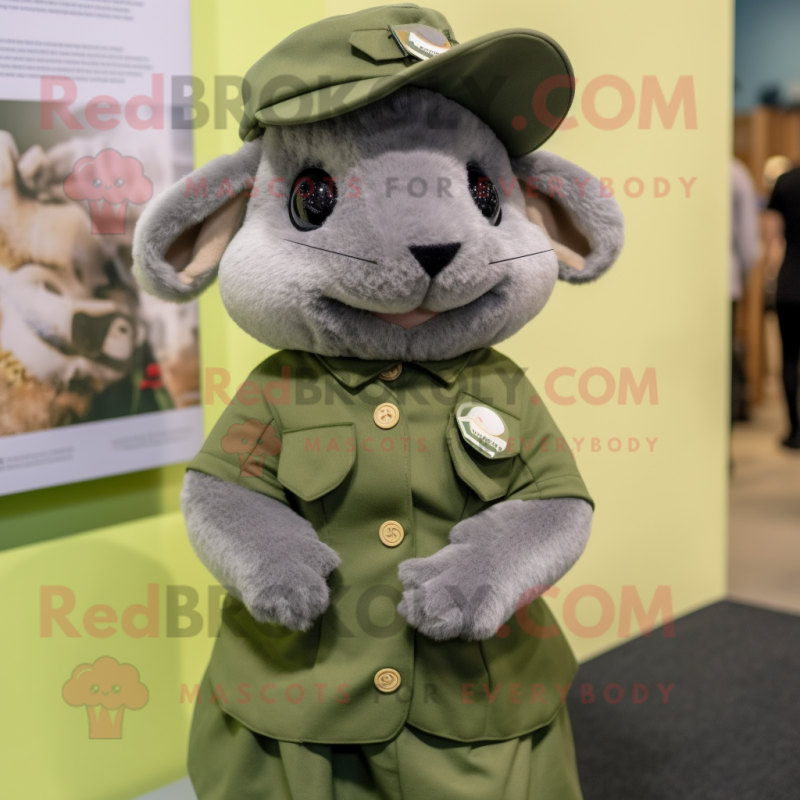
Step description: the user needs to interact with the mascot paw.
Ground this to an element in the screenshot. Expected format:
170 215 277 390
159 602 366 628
245 565 333 631
398 546 511 641
243 537 340 631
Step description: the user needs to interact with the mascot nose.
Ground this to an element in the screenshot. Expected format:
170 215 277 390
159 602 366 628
409 243 461 278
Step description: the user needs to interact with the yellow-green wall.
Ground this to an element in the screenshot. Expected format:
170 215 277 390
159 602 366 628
0 2 731 798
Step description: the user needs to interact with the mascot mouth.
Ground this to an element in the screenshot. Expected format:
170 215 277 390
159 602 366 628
325 281 507 332
371 308 439 329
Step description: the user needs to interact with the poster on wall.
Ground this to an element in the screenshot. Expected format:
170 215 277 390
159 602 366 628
0 0 202 496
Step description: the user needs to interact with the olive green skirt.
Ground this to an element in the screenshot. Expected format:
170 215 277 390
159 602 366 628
188 677 584 800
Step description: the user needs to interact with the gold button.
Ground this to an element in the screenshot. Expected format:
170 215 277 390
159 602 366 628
374 402 399 429
379 520 404 547
380 364 403 381
374 668 401 693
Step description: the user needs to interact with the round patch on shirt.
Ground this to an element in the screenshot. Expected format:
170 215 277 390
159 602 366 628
456 401 509 459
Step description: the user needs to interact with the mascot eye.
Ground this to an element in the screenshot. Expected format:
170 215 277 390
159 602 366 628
467 163 502 226
289 168 337 232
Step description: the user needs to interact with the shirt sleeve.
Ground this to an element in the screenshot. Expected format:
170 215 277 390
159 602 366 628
732 161 762 274
506 378 594 509
187 364 289 505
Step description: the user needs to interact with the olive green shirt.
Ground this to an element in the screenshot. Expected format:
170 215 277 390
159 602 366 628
189 347 592 744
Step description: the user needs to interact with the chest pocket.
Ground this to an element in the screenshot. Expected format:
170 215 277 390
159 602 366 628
277 424 356 502
446 392 520 502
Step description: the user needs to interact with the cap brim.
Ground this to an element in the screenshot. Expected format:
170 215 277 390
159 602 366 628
249 29 574 157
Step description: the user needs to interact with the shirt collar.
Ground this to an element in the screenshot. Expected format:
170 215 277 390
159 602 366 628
316 351 475 389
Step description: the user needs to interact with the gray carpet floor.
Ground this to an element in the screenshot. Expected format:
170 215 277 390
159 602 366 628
568 600 800 800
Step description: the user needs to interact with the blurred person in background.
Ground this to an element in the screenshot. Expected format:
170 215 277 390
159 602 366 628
731 158 762 423
764 156 793 196
762 156 792 308
766 161 800 449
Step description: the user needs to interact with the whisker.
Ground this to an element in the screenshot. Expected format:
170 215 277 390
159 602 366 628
489 248 554 265
284 239 378 264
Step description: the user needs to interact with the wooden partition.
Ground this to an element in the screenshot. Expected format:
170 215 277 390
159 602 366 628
735 106 800 193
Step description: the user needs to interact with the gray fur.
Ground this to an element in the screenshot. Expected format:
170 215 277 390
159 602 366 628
181 469 340 631
135 87 618 640
397 498 593 641
219 89 554 361
132 139 262 302
513 150 625 283
134 88 623 360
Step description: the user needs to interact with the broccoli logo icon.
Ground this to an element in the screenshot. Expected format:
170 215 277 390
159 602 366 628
221 418 282 477
64 149 153 234
62 656 148 739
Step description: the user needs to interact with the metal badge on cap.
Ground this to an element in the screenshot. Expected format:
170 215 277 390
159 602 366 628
456 401 509 459
390 24 452 60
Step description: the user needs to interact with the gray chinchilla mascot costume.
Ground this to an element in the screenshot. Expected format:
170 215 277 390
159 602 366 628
133 5 624 799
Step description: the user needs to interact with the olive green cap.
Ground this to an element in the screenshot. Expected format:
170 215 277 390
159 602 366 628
239 4 575 157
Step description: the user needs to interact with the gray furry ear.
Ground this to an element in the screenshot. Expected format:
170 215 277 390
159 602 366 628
512 150 624 283
132 139 262 302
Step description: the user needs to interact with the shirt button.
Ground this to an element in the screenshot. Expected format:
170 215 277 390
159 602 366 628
374 668 402 693
374 402 399 429
380 364 403 381
379 520 405 547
